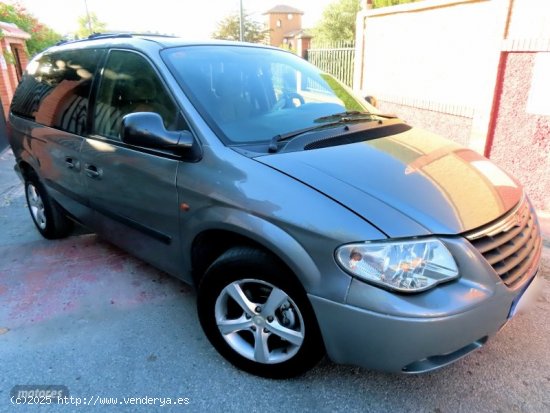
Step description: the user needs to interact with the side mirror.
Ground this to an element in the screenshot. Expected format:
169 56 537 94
364 95 378 108
121 112 193 151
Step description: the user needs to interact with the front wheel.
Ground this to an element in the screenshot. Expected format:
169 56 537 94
197 247 324 378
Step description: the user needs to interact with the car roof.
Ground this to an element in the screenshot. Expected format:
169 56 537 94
43 33 280 55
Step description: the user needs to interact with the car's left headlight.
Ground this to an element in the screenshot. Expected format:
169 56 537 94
335 238 459 293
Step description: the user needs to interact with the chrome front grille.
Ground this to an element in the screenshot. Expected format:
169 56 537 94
465 198 542 288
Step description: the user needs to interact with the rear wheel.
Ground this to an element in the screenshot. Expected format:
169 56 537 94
24 174 72 239
197 247 324 378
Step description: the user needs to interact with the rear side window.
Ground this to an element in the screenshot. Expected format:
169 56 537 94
11 49 103 135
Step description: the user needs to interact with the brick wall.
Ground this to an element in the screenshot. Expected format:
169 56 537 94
266 12 303 47
0 37 28 119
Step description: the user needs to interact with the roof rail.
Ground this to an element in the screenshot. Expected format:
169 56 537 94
50 32 178 49
87 32 133 40
86 32 177 40
127 33 177 38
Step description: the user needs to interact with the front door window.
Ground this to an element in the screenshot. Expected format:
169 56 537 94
93 50 184 140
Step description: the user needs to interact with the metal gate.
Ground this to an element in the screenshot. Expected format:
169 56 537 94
307 42 355 87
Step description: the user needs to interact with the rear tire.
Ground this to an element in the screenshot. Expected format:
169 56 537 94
197 246 324 378
24 173 72 239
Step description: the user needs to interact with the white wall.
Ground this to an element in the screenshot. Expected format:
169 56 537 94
356 0 508 114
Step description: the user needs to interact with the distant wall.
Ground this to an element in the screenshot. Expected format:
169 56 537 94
377 100 473 147
489 52 550 211
0 22 30 121
488 0 550 211
354 0 506 151
354 0 550 211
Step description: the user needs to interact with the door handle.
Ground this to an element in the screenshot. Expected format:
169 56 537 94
84 164 102 179
65 157 80 170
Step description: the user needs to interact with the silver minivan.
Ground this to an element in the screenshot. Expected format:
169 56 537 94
8 34 542 378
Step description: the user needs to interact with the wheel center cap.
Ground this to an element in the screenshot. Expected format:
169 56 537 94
252 316 265 326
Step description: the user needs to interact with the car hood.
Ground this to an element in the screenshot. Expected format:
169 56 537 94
255 127 523 238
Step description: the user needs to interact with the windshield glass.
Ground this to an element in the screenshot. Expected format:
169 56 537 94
162 45 379 145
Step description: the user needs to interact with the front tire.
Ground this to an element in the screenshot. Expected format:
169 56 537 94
197 247 324 378
24 173 72 239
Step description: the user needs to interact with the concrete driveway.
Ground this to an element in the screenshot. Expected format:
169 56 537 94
1 148 549 413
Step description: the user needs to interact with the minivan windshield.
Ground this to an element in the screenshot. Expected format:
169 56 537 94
162 45 381 145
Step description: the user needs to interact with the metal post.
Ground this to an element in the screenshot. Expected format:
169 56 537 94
84 0 93 35
239 0 244 42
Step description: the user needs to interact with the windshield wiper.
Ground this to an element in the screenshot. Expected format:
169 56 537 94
314 110 397 123
268 111 398 153
268 120 348 153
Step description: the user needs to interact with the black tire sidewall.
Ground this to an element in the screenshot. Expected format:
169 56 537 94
197 247 324 379
24 174 70 239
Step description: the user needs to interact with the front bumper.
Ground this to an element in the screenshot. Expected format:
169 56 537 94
310 289 503 373
310 236 542 373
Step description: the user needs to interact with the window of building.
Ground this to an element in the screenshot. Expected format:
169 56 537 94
276 19 282 28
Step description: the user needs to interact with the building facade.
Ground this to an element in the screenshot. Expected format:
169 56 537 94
264 5 304 48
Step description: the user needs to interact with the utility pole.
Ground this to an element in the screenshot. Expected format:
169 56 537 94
84 0 93 35
239 0 244 42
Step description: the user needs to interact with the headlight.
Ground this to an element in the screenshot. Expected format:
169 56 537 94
335 238 459 293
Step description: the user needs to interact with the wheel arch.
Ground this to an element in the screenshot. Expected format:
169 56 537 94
18 159 35 180
188 208 322 292
16 145 41 181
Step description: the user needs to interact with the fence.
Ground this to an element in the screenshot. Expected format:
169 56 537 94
307 42 355 87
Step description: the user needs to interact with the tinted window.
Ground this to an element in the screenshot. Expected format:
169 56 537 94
93 50 184 140
162 46 376 144
11 49 103 135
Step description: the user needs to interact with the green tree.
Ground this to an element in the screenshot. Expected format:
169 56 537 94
76 12 107 38
312 0 422 44
212 12 267 43
0 2 61 56
373 0 420 8
312 0 361 45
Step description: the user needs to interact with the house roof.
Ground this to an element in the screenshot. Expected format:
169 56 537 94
263 5 304 15
0 21 31 40
284 29 313 39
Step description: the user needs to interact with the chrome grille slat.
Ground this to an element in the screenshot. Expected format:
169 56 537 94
473 216 528 253
484 220 533 265
501 239 541 287
491 232 536 275
465 199 541 287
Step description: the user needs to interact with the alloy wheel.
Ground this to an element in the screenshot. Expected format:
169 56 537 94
214 278 305 364
27 183 47 230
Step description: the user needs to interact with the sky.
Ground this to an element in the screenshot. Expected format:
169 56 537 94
9 0 336 39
